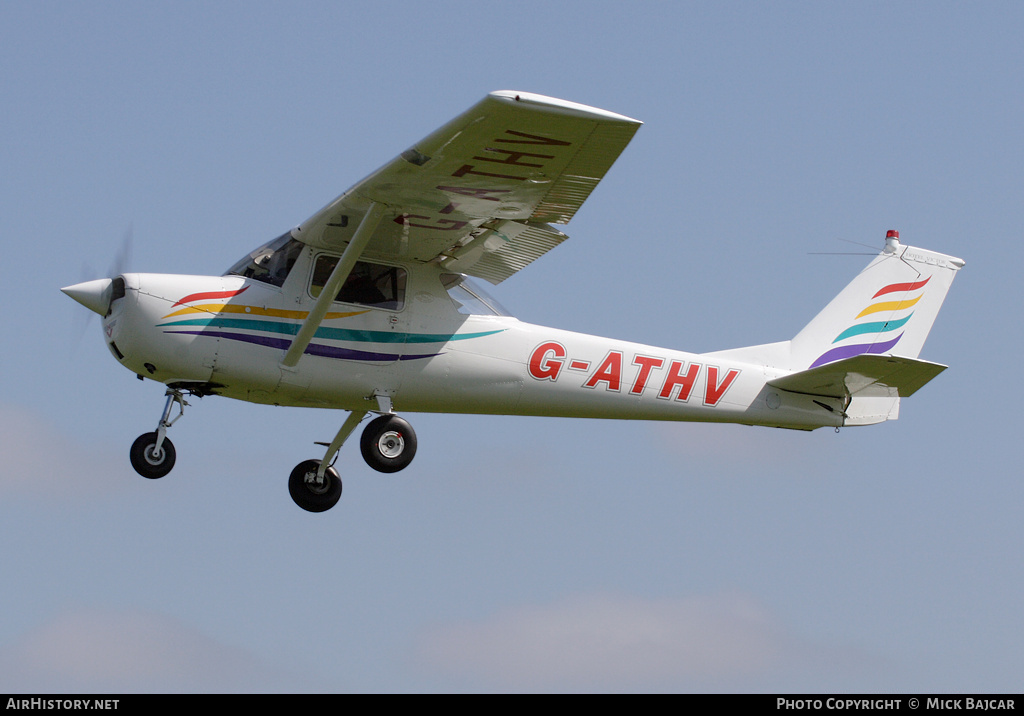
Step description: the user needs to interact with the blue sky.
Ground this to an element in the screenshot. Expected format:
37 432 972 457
2 1 1022 692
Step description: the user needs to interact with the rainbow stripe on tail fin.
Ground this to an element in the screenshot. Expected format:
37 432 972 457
790 232 964 372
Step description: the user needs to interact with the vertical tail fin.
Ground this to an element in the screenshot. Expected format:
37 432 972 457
790 231 965 371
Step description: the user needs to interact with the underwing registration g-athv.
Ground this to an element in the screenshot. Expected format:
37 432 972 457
62 91 965 513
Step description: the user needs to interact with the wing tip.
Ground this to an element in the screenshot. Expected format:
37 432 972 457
489 90 642 125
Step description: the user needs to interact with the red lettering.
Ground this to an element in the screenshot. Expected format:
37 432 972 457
630 355 664 395
393 214 468 231
658 361 700 401
435 186 510 202
704 366 740 406
472 149 554 168
451 164 527 181
584 351 624 391
495 130 572 146
528 342 566 381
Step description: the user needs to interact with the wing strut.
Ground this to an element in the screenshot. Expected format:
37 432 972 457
281 201 386 368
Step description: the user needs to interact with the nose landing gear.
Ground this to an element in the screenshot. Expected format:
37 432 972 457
130 389 187 479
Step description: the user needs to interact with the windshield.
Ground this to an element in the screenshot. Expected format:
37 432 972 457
441 274 512 316
225 233 304 287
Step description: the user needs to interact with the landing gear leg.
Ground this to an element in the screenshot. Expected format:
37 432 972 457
130 388 187 479
288 410 367 513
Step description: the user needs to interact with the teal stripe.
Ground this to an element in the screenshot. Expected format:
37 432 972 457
832 313 913 344
158 317 504 344
159 316 297 335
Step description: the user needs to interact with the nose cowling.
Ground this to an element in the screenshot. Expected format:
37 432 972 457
62 278 115 316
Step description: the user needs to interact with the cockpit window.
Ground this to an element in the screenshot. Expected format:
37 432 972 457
441 273 512 316
310 256 407 310
225 233 304 287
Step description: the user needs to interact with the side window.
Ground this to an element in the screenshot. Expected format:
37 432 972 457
310 256 407 310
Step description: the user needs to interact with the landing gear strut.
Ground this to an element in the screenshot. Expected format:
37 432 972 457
130 388 187 479
288 410 365 513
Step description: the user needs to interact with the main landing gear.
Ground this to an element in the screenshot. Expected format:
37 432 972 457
360 414 418 473
288 409 418 513
128 389 417 513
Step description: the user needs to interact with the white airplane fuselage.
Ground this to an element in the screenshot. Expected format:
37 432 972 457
61 91 964 513
102 246 843 432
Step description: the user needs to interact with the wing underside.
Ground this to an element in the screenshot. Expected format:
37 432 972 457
291 91 642 283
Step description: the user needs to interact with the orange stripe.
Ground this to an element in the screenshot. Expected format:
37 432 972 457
162 303 367 320
855 294 922 318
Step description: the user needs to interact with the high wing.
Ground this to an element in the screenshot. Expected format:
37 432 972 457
290 91 642 284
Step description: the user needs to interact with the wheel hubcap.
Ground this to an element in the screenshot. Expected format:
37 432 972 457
144 445 165 465
377 431 404 459
304 469 330 495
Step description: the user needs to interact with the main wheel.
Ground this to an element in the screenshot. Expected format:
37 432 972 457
360 415 417 473
130 432 176 479
288 459 342 513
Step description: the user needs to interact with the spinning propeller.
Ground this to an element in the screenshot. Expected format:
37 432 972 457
63 225 133 319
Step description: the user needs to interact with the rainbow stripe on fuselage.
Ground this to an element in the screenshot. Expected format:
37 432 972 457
158 298 504 363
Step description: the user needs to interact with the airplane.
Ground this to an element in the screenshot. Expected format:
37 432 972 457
62 91 965 513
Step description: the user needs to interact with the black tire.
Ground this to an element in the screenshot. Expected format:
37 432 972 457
288 459 342 513
360 415 417 473
130 432 176 479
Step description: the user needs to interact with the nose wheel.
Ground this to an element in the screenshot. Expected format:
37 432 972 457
129 432 176 479
130 388 187 479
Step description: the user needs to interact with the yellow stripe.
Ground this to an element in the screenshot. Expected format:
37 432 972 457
162 303 366 320
855 295 922 318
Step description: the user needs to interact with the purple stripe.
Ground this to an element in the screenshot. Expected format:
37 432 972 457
163 330 440 362
809 333 904 369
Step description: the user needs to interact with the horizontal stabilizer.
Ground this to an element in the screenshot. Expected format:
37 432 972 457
767 354 947 399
